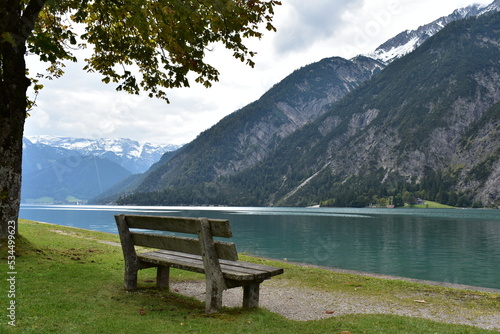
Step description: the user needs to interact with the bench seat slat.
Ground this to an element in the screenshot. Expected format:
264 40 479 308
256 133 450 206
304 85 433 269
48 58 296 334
139 251 270 281
155 250 284 277
219 259 285 276
138 252 252 280
138 250 283 281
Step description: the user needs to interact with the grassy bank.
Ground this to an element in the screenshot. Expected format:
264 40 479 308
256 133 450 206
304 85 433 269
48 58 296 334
1 220 499 333
412 201 455 209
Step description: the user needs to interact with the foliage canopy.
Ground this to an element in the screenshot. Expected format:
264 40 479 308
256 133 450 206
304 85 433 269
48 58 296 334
21 0 281 101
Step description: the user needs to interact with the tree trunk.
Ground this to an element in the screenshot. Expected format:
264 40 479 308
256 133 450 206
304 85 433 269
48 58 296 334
0 1 31 240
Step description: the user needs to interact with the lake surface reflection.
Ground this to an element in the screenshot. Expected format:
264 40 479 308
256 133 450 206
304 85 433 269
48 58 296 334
19 205 500 289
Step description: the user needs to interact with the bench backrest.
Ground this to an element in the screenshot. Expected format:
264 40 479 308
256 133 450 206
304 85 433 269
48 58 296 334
114 214 238 261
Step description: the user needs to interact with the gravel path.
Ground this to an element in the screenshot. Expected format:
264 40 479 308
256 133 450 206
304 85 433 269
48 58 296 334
171 279 500 331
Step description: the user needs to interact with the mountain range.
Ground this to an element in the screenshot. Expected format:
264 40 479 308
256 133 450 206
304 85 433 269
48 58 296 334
26 136 180 174
112 4 499 208
22 136 180 203
26 2 499 208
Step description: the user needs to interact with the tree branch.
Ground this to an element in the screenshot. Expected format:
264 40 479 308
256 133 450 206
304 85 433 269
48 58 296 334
20 0 47 40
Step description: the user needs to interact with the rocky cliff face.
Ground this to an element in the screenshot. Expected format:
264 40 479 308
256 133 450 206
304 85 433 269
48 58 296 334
135 56 385 193
229 56 385 175
268 13 500 207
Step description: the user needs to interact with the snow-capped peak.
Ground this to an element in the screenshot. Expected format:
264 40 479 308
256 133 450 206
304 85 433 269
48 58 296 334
365 0 499 64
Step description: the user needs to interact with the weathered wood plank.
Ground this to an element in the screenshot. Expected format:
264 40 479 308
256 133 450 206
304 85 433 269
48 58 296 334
130 232 238 261
139 252 206 274
139 250 281 281
121 215 232 238
131 232 201 255
219 259 284 277
154 250 281 276
215 242 238 261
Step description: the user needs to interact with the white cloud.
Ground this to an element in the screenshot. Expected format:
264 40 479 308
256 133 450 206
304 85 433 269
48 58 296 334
274 0 365 54
24 0 494 145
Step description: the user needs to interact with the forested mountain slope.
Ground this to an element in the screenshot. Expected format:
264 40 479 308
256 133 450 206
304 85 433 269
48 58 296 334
119 13 500 208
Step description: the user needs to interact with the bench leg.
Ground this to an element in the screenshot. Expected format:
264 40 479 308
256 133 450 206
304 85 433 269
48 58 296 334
157 266 170 290
243 282 260 308
205 280 224 314
124 267 138 290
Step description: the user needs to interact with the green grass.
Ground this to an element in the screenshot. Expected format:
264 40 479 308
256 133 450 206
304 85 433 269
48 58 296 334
65 195 86 204
412 200 455 209
24 197 55 204
1 220 499 333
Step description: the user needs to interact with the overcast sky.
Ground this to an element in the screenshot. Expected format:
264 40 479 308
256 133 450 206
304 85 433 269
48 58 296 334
24 0 493 145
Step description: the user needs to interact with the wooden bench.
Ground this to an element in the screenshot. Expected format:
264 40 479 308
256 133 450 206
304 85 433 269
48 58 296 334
114 214 284 313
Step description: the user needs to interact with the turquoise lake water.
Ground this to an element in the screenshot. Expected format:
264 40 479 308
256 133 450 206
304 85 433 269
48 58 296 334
19 205 500 289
